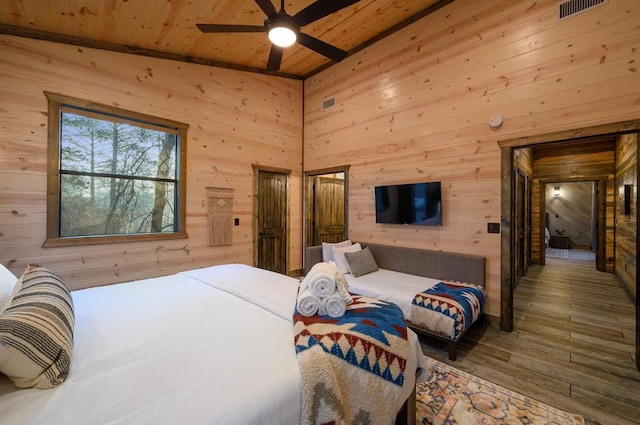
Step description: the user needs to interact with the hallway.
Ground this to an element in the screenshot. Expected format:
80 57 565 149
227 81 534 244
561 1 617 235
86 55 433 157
420 257 640 425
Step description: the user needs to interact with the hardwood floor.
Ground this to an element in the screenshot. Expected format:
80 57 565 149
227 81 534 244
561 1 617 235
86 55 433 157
419 256 640 425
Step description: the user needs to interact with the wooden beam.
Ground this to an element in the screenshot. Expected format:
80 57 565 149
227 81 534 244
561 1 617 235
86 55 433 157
0 23 304 80
497 120 640 149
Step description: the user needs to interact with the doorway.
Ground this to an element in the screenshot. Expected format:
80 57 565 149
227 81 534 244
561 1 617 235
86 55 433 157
304 166 349 247
498 120 640 369
253 165 289 274
540 179 606 271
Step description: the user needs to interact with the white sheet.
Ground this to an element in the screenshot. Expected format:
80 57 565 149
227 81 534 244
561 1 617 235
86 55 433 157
179 264 300 322
0 264 426 425
345 268 442 319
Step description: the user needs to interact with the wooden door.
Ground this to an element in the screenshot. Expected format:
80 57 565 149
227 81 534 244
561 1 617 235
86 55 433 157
514 170 526 283
313 176 345 244
256 170 287 274
594 179 607 272
634 132 639 370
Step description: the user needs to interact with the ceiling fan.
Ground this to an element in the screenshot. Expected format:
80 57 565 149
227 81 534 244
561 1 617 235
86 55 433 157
196 0 360 71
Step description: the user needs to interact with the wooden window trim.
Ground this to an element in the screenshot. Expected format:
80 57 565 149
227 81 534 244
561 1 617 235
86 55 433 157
43 92 188 247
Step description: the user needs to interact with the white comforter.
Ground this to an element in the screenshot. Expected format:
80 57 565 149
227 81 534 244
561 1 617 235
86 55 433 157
0 264 425 425
345 268 442 318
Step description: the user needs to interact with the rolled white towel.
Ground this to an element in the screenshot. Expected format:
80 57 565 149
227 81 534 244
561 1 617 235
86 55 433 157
296 288 321 317
301 262 338 298
334 269 353 305
319 292 347 318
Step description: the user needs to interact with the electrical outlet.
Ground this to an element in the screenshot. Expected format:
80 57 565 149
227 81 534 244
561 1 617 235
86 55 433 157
487 223 500 234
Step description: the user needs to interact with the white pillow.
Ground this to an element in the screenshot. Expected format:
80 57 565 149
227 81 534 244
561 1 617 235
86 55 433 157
0 264 18 314
332 243 362 274
321 240 352 262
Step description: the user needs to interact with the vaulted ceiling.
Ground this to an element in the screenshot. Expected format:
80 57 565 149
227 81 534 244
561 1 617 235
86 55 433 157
0 0 451 79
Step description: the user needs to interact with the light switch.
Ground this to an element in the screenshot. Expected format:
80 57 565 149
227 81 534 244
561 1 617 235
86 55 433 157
487 223 500 234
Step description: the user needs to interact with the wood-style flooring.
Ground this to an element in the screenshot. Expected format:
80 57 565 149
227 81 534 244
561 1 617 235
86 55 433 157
419 255 640 425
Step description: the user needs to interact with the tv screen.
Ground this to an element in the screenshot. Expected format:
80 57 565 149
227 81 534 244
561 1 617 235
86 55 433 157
375 182 442 225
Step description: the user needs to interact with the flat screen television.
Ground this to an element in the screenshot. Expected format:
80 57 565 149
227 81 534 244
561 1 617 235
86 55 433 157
375 181 442 225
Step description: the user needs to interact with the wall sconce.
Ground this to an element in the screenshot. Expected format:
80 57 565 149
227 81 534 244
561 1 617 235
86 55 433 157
553 186 560 197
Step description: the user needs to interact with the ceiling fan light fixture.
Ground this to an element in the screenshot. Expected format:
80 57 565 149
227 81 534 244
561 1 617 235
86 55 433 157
268 24 297 47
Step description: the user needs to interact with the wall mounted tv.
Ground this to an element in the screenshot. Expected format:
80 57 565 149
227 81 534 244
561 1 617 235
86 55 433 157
375 181 442 225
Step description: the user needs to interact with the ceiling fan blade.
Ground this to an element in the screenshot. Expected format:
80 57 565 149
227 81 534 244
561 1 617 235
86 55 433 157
266 46 284 71
254 0 277 17
293 0 360 27
297 32 348 62
196 23 266 33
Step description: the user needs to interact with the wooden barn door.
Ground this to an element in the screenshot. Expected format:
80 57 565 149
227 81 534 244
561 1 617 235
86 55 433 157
254 167 288 274
313 176 345 244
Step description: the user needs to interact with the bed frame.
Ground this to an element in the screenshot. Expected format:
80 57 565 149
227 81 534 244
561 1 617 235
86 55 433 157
305 242 487 361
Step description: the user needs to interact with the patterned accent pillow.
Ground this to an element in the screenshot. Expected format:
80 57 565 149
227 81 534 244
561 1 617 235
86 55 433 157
0 265 75 389
332 243 362 274
344 247 379 277
322 240 352 262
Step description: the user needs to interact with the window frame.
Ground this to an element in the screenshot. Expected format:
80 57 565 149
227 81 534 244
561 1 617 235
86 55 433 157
43 92 188 247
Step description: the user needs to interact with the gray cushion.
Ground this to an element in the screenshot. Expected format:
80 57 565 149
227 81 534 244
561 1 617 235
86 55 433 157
344 247 379 277
0 265 75 389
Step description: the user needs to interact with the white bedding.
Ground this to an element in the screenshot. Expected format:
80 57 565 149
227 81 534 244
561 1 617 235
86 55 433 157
345 268 442 318
0 264 425 425
345 268 466 338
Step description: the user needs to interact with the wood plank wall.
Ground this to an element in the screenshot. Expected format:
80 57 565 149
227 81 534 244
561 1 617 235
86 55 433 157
0 35 303 290
615 132 637 297
303 0 640 318
545 182 594 249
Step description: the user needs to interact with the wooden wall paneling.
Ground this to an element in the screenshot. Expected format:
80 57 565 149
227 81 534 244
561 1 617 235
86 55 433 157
636 132 640 371
615 132 637 298
501 147 514 331
0 35 303 287
545 182 595 249
305 0 640 320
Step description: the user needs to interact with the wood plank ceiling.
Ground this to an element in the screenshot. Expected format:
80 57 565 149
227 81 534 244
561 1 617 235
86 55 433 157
0 0 450 79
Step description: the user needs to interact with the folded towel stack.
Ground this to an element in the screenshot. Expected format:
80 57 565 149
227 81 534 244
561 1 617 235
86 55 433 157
296 262 352 318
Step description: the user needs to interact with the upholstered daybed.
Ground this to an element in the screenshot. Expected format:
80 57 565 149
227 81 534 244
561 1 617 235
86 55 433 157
306 242 487 361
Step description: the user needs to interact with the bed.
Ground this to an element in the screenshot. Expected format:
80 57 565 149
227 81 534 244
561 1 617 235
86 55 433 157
0 263 425 425
305 242 487 361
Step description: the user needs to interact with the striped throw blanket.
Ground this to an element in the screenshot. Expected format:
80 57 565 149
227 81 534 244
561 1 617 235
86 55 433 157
294 296 409 425
411 281 486 340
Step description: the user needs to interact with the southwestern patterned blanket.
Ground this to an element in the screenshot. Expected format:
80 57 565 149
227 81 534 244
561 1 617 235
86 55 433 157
293 296 410 425
411 281 486 340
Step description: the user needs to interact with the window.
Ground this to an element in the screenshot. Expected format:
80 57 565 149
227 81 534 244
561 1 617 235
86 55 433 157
44 92 187 247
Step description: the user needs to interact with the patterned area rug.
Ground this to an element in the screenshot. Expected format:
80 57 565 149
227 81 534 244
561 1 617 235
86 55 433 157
416 356 585 425
545 248 569 259
546 249 596 261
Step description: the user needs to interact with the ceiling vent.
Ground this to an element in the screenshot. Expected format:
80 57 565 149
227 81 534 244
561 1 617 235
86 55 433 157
558 0 607 21
322 97 336 111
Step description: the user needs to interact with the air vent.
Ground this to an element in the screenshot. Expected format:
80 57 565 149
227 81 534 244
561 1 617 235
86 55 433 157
322 97 336 111
558 0 607 21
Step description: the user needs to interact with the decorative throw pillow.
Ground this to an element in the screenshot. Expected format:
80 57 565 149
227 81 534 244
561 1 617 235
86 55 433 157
332 243 362 274
321 240 352 262
0 264 18 314
344 247 379 277
0 265 75 389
